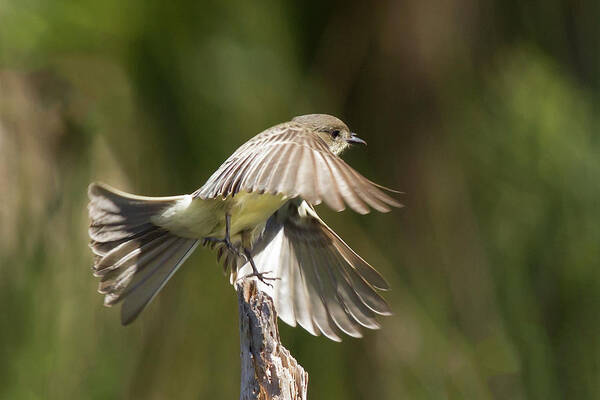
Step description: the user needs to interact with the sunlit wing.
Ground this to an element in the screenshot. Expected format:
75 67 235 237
235 200 391 341
193 124 402 214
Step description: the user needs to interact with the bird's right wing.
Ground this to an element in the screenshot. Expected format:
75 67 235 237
193 123 402 214
236 200 391 341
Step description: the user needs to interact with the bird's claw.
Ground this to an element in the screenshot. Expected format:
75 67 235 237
240 270 280 287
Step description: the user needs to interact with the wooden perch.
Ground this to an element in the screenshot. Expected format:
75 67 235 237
237 279 309 400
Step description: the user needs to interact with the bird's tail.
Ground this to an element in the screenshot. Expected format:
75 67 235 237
88 182 199 325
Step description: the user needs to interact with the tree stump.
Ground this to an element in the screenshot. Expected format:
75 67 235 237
237 279 309 400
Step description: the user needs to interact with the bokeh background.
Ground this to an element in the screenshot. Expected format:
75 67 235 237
1 1 599 399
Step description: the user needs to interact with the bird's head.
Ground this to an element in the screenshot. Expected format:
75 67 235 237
292 114 366 156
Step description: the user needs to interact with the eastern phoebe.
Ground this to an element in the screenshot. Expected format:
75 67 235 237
88 114 402 341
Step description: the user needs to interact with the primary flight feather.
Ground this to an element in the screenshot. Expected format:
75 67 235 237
88 114 402 340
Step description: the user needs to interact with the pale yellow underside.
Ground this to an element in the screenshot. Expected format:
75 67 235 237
151 192 286 244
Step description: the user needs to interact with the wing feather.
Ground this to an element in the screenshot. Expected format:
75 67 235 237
331 157 391 213
318 249 364 337
321 151 369 214
312 150 345 211
264 139 297 194
341 162 403 209
327 254 381 329
283 232 318 335
276 144 302 196
254 143 291 193
273 231 296 326
239 148 273 190
296 238 343 341
295 146 319 204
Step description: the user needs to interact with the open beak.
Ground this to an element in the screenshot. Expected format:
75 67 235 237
346 132 367 146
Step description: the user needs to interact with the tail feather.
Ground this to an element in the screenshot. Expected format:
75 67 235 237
120 238 199 325
97 232 175 295
89 222 156 243
94 229 170 275
88 183 198 325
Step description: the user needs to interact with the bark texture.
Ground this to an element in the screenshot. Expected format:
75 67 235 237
237 279 308 400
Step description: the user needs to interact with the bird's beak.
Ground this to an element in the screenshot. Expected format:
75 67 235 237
346 133 367 146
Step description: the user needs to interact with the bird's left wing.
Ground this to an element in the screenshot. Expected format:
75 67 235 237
235 200 391 341
193 123 401 214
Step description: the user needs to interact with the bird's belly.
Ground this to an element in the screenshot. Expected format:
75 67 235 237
228 192 286 235
152 192 286 241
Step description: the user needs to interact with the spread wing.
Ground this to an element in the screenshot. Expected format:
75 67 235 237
236 200 391 341
193 124 402 214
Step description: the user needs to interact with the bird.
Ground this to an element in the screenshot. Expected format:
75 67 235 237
88 113 402 341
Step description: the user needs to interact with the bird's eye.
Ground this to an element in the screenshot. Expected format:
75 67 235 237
331 130 340 139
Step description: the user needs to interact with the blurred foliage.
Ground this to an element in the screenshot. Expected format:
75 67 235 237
1 0 598 399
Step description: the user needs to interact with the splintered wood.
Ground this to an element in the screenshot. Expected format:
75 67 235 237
237 280 308 400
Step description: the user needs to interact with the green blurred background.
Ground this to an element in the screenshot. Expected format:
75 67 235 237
1 0 598 399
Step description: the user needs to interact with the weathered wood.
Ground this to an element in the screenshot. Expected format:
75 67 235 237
237 279 309 400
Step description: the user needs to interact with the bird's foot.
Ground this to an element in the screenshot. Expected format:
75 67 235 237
239 270 279 287
203 213 242 255
240 247 279 287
